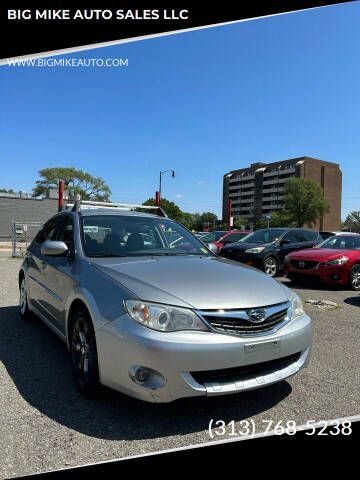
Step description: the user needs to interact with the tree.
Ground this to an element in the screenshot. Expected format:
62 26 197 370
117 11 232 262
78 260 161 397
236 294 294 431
141 199 219 231
342 211 360 233
32 167 111 201
0 188 15 193
233 217 249 229
197 212 218 231
255 210 296 229
282 178 330 228
181 212 198 230
142 198 183 222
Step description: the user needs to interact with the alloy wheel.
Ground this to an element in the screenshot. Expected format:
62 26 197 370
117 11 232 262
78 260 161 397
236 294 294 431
351 265 360 290
71 317 91 388
264 257 278 277
19 279 27 315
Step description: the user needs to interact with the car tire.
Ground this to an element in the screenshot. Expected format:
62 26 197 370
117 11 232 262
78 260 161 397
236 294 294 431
19 277 32 320
70 309 100 397
263 256 279 277
349 264 360 291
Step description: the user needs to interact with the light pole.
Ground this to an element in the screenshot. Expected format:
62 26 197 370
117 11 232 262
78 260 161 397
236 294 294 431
158 170 175 205
228 198 232 230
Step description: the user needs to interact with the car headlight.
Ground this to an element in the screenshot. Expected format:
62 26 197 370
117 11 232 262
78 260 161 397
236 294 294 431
288 290 304 320
124 299 208 332
245 247 265 254
324 256 349 266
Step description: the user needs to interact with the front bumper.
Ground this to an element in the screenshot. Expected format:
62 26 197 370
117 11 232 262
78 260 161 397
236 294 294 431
96 312 313 403
285 262 349 284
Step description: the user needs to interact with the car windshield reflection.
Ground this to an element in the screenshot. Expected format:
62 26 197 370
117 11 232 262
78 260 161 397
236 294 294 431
81 215 212 258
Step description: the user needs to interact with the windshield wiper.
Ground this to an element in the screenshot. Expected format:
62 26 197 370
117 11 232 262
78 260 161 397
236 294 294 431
149 253 205 256
88 254 128 257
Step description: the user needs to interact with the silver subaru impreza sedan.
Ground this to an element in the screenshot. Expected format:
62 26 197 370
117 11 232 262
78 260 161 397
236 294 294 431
19 202 313 403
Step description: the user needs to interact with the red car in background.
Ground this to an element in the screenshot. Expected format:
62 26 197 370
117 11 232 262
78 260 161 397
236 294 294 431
200 230 250 253
284 234 360 290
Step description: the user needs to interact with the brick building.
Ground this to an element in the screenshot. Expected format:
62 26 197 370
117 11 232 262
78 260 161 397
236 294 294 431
222 156 342 230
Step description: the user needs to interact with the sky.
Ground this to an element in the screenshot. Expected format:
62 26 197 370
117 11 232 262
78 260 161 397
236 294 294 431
1 2 360 220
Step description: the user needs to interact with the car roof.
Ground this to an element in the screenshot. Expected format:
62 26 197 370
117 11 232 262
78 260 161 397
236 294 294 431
69 208 162 218
329 232 360 236
258 227 313 231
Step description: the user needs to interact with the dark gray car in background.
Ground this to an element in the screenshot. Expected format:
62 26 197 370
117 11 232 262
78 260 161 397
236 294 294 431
220 228 323 277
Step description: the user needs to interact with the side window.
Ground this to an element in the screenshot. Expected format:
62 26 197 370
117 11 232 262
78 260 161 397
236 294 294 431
282 231 301 243
303 230 319 242
226 233 241 242
35 217 59 244
295 231 308 242
56 216 74 249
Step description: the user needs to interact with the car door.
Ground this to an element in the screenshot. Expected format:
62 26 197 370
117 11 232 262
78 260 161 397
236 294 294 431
26 216 60 313
39 214 76 336
221 233 244 246
278 231 303 263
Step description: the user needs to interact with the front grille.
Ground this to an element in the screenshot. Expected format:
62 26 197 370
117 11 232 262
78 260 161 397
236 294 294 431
200 306 289 336
290 260 319 270
191 352 301 385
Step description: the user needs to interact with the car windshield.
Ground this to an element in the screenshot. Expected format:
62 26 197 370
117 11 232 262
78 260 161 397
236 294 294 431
238 229 286 244
200 231 227 243
81 215 212 257
317 235 360 250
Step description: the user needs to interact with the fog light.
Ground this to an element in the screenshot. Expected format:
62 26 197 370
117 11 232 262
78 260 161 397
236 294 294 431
129 366 166 389
134 367 150 384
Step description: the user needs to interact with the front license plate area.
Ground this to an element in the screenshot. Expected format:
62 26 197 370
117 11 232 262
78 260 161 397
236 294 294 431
244 339 281 354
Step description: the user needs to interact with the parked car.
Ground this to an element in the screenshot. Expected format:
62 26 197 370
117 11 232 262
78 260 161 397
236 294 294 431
220 228 323 277
19 203 312 403
284 234 360 290
200 230 250 253
319 230 359 240
199 230 227 244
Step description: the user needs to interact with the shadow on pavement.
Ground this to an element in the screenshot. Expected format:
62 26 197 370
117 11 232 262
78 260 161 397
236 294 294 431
281 277 346 292
0 305 292 441
344 296 360 307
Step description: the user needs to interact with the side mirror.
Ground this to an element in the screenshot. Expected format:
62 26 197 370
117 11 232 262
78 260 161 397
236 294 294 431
41 240 69 256
280 239 291 246
223 240 231 245
208 243 218 255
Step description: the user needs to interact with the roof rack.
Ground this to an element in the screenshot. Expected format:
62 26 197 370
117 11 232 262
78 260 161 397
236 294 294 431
64 196 168 217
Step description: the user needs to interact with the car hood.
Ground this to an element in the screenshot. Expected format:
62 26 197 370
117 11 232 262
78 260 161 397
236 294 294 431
90 255 289 309
289 248 359 261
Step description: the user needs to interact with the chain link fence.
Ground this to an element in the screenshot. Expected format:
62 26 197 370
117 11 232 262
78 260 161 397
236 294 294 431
11 222 43 257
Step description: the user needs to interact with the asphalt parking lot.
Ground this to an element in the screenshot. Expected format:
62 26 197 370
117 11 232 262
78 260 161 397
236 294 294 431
0 257 359 478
